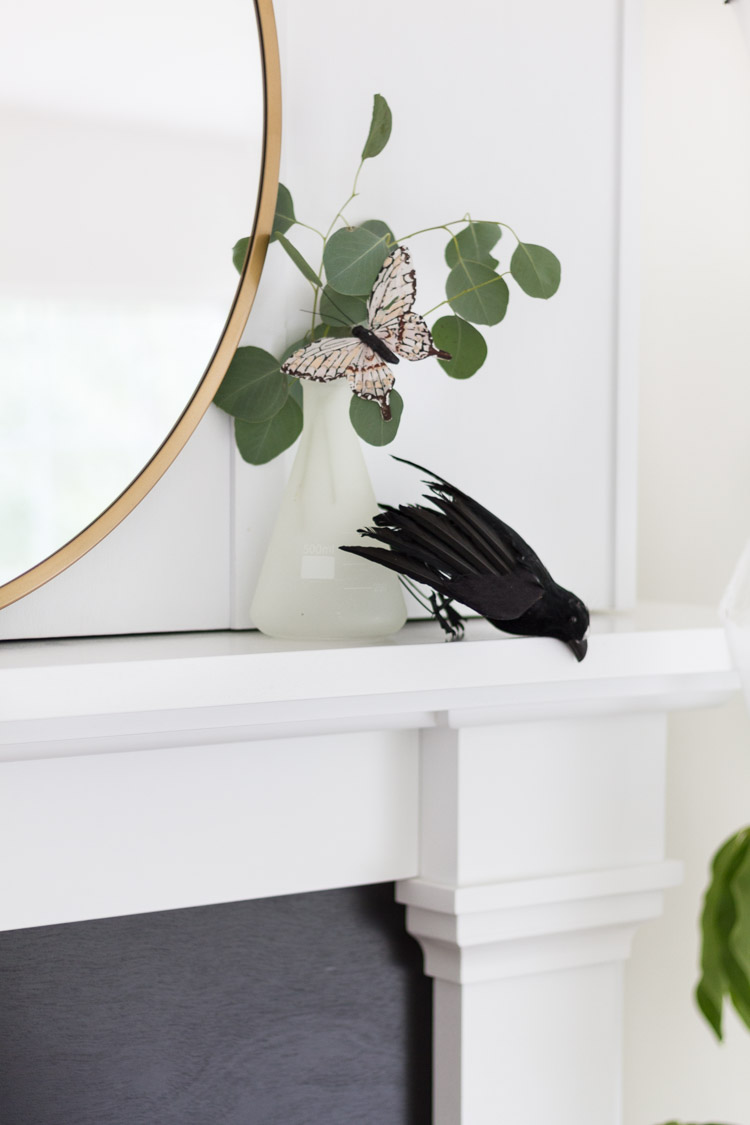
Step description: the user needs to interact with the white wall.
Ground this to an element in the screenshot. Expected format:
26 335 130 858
1 0 634 638
625 1 750 1122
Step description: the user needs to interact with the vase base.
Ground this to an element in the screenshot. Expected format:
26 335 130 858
252 604 408 644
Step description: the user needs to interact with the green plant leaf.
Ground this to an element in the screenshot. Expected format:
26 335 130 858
320 287 368 328
271 182 295 242
431 315 488 379
287 375 303 407
444 222 501 269
324 225 391 295
446 260 509 326
725 839 750 1030
275 233 322 286
213 346 287 423
234 397 303 464
360 218 394 245
349 389 403 445
361 94 392 159
232 237 250 274
696 829 750 1040
510 241 561 299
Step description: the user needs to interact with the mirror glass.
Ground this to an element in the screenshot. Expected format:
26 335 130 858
0 0 265 587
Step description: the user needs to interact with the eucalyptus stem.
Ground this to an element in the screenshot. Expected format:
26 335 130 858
395 219 469 242
350 158 366 200
396 217 520 246
323 158 366 244
295 220 326 240
310 157 370 337
311 282 322 338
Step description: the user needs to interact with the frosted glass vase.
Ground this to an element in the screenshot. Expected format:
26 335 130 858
250 379 407 640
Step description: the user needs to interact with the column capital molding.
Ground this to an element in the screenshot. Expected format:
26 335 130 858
397 861 683 983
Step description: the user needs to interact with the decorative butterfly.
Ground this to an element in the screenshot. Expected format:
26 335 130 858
280 245 451 421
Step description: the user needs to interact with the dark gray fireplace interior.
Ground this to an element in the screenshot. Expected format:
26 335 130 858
0 883 431 1125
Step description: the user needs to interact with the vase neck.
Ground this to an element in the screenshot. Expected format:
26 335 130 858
301 377 352 426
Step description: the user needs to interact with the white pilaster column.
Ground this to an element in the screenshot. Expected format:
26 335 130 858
397 711 682 1125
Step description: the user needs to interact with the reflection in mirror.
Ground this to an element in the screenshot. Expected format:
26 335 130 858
0 0 265 587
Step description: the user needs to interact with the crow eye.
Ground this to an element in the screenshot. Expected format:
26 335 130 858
570 615 578 624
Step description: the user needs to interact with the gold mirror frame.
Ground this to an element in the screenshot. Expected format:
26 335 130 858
0 0 281 612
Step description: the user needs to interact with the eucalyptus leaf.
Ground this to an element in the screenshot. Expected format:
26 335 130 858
213 346 287 423
445 222 501 269
446 260 509 326
361 94 392 160
320 287 368 328
360 218 394 245
431 316 487 379
234 397 303 465
696 829 750 1040
271 182 295 242
324 225 391 295
287 375 303 408
349 389 403 446
276 233 322 286
232 237 250 275
510 241 561 299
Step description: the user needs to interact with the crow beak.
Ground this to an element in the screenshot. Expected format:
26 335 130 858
568 636 588 662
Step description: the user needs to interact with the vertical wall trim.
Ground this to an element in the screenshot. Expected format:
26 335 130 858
613 0 641 608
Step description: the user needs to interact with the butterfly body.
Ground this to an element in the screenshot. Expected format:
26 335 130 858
281 245 450 420
351 324 400 366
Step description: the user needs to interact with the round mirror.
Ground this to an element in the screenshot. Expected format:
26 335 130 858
0 0 280 608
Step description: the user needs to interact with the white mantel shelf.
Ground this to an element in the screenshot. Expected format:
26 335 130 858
0 603 739 1125
0 602 738 757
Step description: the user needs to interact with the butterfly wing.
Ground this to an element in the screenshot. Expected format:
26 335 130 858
281 336 363 382
369 245 451 363
347 351 395 421
368 246 417 330
377 311 449 361
280 335 395 420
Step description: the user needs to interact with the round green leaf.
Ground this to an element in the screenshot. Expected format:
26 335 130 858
320 286 368 328
213 346 287 423
349 389 404 446
444 222 501 269
360 218 394 245
324 225 391 295
287 375 303 408
431 316 488 379
446 260 509 326
270 183 295 242
510 242 561 299
232 237 250 274
234 398 303 465
361 94 392 160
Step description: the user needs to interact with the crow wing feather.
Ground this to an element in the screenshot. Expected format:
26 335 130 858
391 457 554 583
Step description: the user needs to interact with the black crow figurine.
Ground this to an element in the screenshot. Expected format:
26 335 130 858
339 457 590 661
